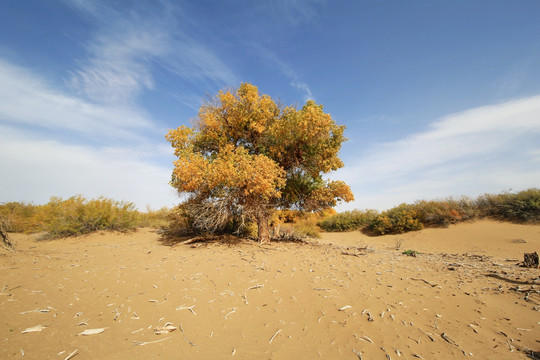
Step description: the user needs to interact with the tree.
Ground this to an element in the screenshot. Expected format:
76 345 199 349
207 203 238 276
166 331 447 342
166 83 353 243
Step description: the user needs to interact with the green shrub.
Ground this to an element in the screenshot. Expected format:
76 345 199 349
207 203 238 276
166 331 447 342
42 195 138 238
413 197 477 227
369 204 423 235
402 249 419 257
291 217 321 238
317 209 379 232
137 206 171 229
476 189 540 223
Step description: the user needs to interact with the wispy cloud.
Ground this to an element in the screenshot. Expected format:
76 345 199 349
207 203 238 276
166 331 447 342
335 95 540 210
253 44 314 101
269 0 326 26
0 59 155 142
0 57 176 209
67 0 237 104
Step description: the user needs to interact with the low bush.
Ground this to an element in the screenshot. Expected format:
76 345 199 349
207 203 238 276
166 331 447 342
0 202 44 233
42 196 139 238
402 249 419 257
320 189 538 236
368 204 423 235
137 206 171 229
317 209 378 232
477 188 540 223
290 216 321 238
412 197 477 227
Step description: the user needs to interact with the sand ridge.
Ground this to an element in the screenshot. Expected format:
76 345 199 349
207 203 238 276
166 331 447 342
1 220 539 359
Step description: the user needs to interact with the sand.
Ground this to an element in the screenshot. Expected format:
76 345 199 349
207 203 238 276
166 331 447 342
1 220 539 359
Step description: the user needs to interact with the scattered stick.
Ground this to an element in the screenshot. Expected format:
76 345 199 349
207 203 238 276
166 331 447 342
20 308 53 314
78 328 107 336
354 334 373 343
224 307 236 319
176 305 196 315
22 325 46 334
410 278 437 287
133 337 171 346
64 349 78 360
248 284 264 290
179 323 197 347
113 308 121 321
269 329 282 344
363 335 374 344
367 312 374 322
339 305 352 311
352 349 363 359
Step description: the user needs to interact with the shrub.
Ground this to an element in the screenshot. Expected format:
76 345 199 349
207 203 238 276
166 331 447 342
476 188 540 223
291 216 321 238
160 203 196 237
412 197 477 227
273 225 310 242
402 249 419 257
317 209 379 232
0 202 44 233
137 206 171 229
369 204 423 235
42 195 138 238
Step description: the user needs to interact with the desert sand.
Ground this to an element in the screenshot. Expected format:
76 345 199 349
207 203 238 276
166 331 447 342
1 220 539 359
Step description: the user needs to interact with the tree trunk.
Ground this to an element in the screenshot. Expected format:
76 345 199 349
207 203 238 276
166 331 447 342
256 212 270 244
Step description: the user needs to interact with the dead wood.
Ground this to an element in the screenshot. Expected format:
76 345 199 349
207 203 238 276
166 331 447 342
522 252 539 268
0 219 15 253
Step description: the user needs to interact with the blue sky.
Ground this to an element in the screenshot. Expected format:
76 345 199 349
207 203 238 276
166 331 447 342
1 0 539 211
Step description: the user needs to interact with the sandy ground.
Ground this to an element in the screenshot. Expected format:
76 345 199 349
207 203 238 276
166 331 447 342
1 220 539 359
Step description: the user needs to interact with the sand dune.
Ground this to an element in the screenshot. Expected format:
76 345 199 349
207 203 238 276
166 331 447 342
1 220 539 359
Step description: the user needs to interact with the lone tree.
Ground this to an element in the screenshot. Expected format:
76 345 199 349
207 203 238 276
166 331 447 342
166 83 353 243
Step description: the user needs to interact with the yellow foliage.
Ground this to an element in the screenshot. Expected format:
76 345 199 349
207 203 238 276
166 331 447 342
166 83 353 228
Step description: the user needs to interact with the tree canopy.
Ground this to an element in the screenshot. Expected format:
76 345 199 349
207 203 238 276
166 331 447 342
166 83 353 243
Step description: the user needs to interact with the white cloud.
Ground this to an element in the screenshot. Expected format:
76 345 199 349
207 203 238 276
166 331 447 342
0 60 156 142
0 124 177 210
0 56 177 210
68 0 237 104
335 94 540 211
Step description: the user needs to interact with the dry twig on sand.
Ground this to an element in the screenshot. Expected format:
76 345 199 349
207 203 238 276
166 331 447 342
133 337 171 346
224 307 236 319
269 329 281 344
176 305 197 315
21 325 46 334
63 349 78 360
